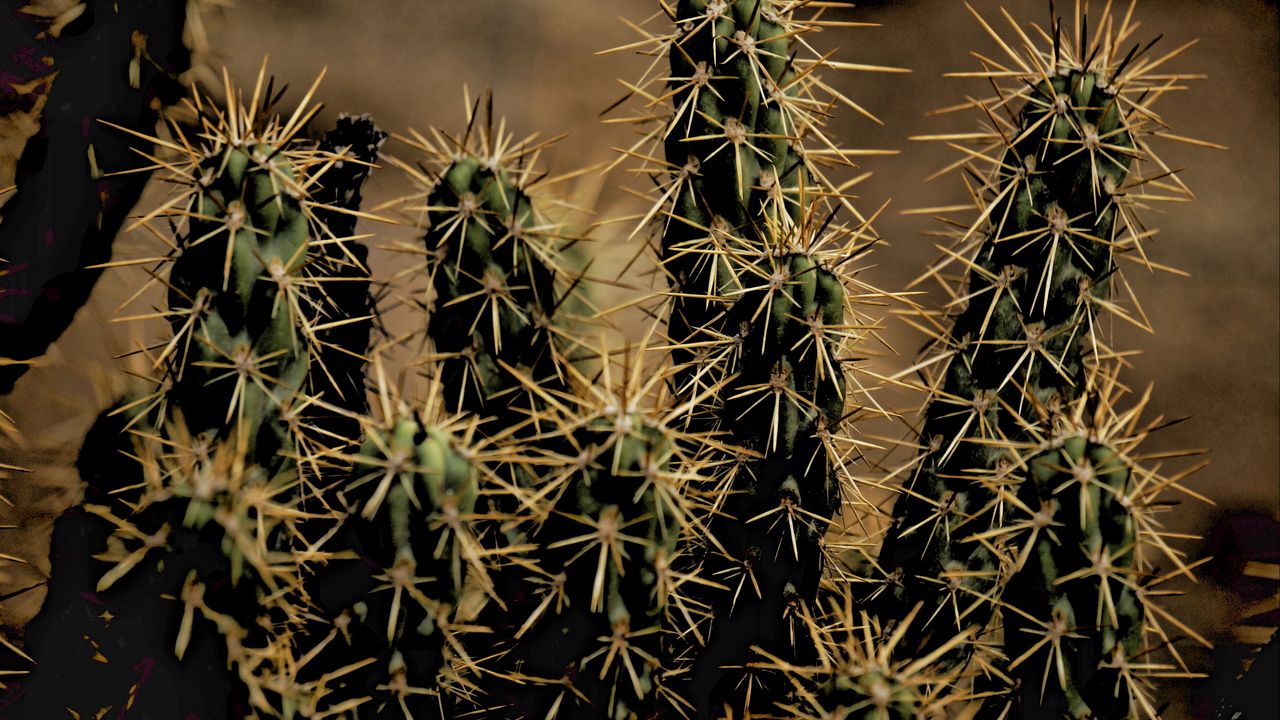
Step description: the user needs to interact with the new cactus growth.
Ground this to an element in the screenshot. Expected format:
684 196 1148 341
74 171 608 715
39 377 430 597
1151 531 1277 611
874 3 1202 667
762 587 970 720
968 365 1211 720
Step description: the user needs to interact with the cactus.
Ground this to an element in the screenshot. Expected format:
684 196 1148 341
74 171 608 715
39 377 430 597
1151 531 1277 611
617 0 895 712
394 96 581 432
306 114 388 454
872 3 1206 670
11 69 382 717
293 381 496 716
473 349 696 720
1 4 1225 719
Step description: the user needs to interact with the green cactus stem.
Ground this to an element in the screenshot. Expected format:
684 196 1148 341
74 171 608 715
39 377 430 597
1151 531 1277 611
994 437 1143 720
480 356 693 720
297 402 493 716
396 98 581 435
871 5 1199 667
620 1 890 713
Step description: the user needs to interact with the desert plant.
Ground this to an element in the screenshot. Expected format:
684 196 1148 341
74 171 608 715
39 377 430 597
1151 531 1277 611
873 0 1204 665
1 3 1222 720
393 99 583 431
612 1 899 713
10 67 383 717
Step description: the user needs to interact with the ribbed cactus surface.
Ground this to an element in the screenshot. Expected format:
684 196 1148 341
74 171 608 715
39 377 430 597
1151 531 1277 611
871 6 1187 668
995 436 1142 720
2 5 1223 720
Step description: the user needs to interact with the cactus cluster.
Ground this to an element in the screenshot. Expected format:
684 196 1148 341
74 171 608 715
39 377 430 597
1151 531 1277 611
0 2 1222 720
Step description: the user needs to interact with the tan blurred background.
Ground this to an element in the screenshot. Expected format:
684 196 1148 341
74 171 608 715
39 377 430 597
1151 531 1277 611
0 1 1275 717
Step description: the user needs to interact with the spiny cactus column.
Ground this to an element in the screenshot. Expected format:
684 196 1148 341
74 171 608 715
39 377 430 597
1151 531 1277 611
873 5 1200 666
995 436 1142 720
481 355 694 720
14 69 370 718
395 98 580 433
620 1 893 713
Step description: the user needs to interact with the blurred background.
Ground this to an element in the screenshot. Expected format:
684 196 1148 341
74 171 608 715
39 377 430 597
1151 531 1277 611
0 1 1275 717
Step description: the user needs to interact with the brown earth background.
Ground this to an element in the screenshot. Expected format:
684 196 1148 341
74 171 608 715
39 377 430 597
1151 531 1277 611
0 1 1276 718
